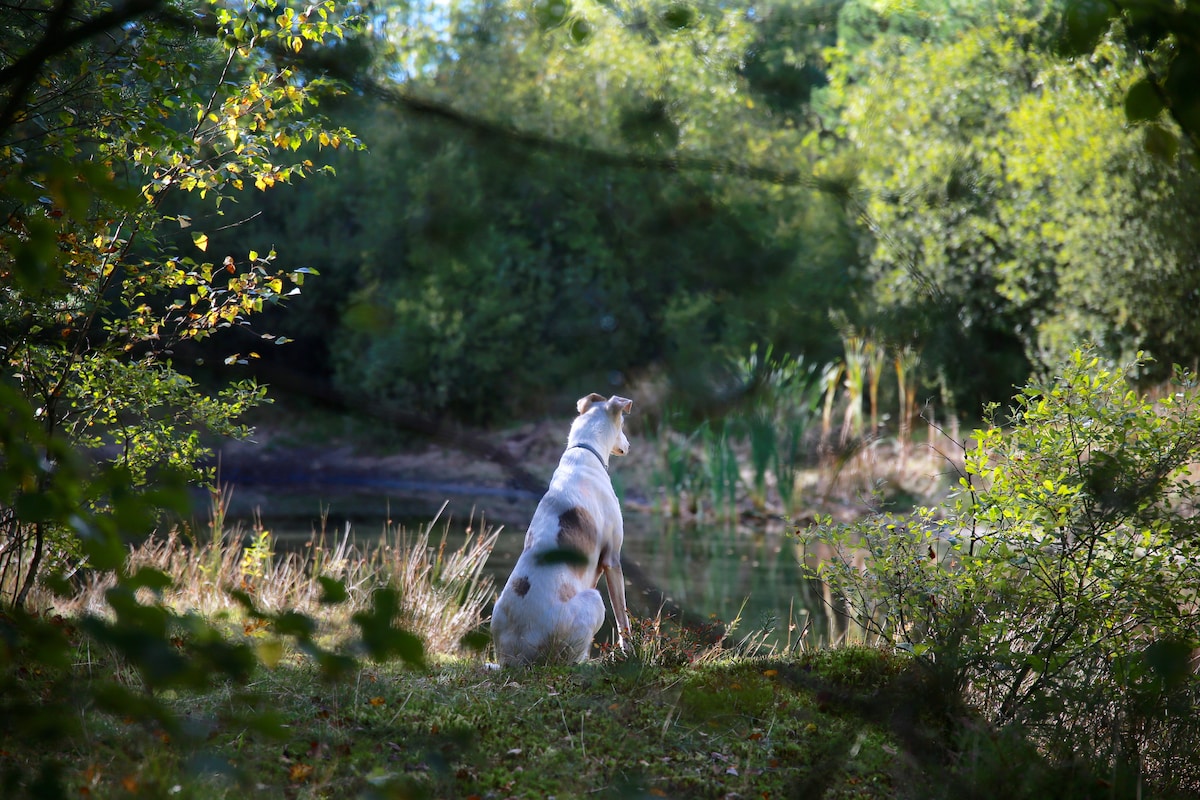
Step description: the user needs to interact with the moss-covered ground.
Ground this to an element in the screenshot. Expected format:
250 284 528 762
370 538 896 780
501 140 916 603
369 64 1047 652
13 646 986 800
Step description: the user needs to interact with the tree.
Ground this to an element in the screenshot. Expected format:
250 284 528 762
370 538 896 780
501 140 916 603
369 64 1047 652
991 35 1200 372
1059 0 1200 152
829 0 1200 407
829 4 1051 408
0 0 362 602
215 0 861 421
0 6 437 795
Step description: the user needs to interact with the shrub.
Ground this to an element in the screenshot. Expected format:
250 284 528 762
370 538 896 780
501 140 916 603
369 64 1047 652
807 348 1200 795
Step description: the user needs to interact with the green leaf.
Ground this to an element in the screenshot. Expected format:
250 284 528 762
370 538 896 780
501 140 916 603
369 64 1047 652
352 588 426 667
1124 77 1163 123
533 0 569 29
317 576 348 604
14 491 58 524
12 215 60 291
1144 638 1195 689
460 629 491 653
1163 51 1200 135
535 547 589 567
1058 0 1115 57
126 567 173 592
272 610 317 639
1143 123 1178 162
662 3 694 30
569 17 592 45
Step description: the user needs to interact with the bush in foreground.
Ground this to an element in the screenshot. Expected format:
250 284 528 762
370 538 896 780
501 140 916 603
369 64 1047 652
810 348 1200 797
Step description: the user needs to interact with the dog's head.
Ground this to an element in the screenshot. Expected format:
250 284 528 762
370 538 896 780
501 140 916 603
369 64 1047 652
575 393 633 457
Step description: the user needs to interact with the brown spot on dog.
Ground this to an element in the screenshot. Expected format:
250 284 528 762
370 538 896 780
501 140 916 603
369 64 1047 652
556 507 598 575
512 576 531 597
559 583 578 603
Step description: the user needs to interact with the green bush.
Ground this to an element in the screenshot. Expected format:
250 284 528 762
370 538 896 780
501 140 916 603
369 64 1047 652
808 347 1200 796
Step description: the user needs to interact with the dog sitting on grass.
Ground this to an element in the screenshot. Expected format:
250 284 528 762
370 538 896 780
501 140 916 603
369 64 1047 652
490 393 633 666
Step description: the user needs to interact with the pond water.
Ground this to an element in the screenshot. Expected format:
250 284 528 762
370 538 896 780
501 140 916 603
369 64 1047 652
203 479 833 653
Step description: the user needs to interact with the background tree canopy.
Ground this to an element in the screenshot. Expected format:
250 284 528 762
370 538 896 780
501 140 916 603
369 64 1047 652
8 0 1200 436
175 0 1200 423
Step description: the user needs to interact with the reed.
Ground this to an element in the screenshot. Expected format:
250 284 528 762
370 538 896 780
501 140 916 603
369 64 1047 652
864 338 887 432
699 421 739 521
893 344 921 450
839 332 866 444
820 361 844 446
745 411 776 511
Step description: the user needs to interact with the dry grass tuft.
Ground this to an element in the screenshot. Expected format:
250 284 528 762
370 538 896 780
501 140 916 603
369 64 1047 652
51 499 499 656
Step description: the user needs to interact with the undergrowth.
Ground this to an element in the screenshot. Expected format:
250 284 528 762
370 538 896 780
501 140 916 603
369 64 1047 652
5 642 1123 800
39 498 498 656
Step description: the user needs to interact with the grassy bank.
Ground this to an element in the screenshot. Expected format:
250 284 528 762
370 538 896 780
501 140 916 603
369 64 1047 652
2 525 1161 800
4 515 1091 800
11 642 1024 800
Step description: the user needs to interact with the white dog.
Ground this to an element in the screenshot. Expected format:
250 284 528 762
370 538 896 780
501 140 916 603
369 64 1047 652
490 393 633 666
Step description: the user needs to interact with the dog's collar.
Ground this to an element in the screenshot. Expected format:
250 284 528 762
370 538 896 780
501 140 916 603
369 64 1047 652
570 442 609 472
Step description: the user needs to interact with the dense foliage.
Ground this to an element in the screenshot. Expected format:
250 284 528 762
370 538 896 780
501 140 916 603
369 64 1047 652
810 349 1200 795
835 2 1200 401
175 0 1200 422
7 1 1200 796
0 3 427 795
0 0 368 603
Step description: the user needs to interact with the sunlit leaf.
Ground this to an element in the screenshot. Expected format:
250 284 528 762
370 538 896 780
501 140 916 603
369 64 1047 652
256 639 285 668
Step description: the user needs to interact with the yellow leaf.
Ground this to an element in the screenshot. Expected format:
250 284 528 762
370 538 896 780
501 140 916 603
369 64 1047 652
288 763 313 783
256 639 284 668
193 233 208 252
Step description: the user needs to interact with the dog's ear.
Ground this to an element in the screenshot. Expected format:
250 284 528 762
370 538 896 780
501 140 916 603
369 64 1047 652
576 393 607 414
608 396 633 415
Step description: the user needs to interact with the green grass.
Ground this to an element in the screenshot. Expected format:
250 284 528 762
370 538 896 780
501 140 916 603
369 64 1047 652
0 484 1122 799
15 645 947 800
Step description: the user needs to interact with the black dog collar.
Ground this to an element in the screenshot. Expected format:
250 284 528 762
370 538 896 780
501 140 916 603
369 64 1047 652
570 442 609 472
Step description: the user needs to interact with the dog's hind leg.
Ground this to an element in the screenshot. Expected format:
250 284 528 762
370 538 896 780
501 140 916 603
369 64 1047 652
555 586 605 663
